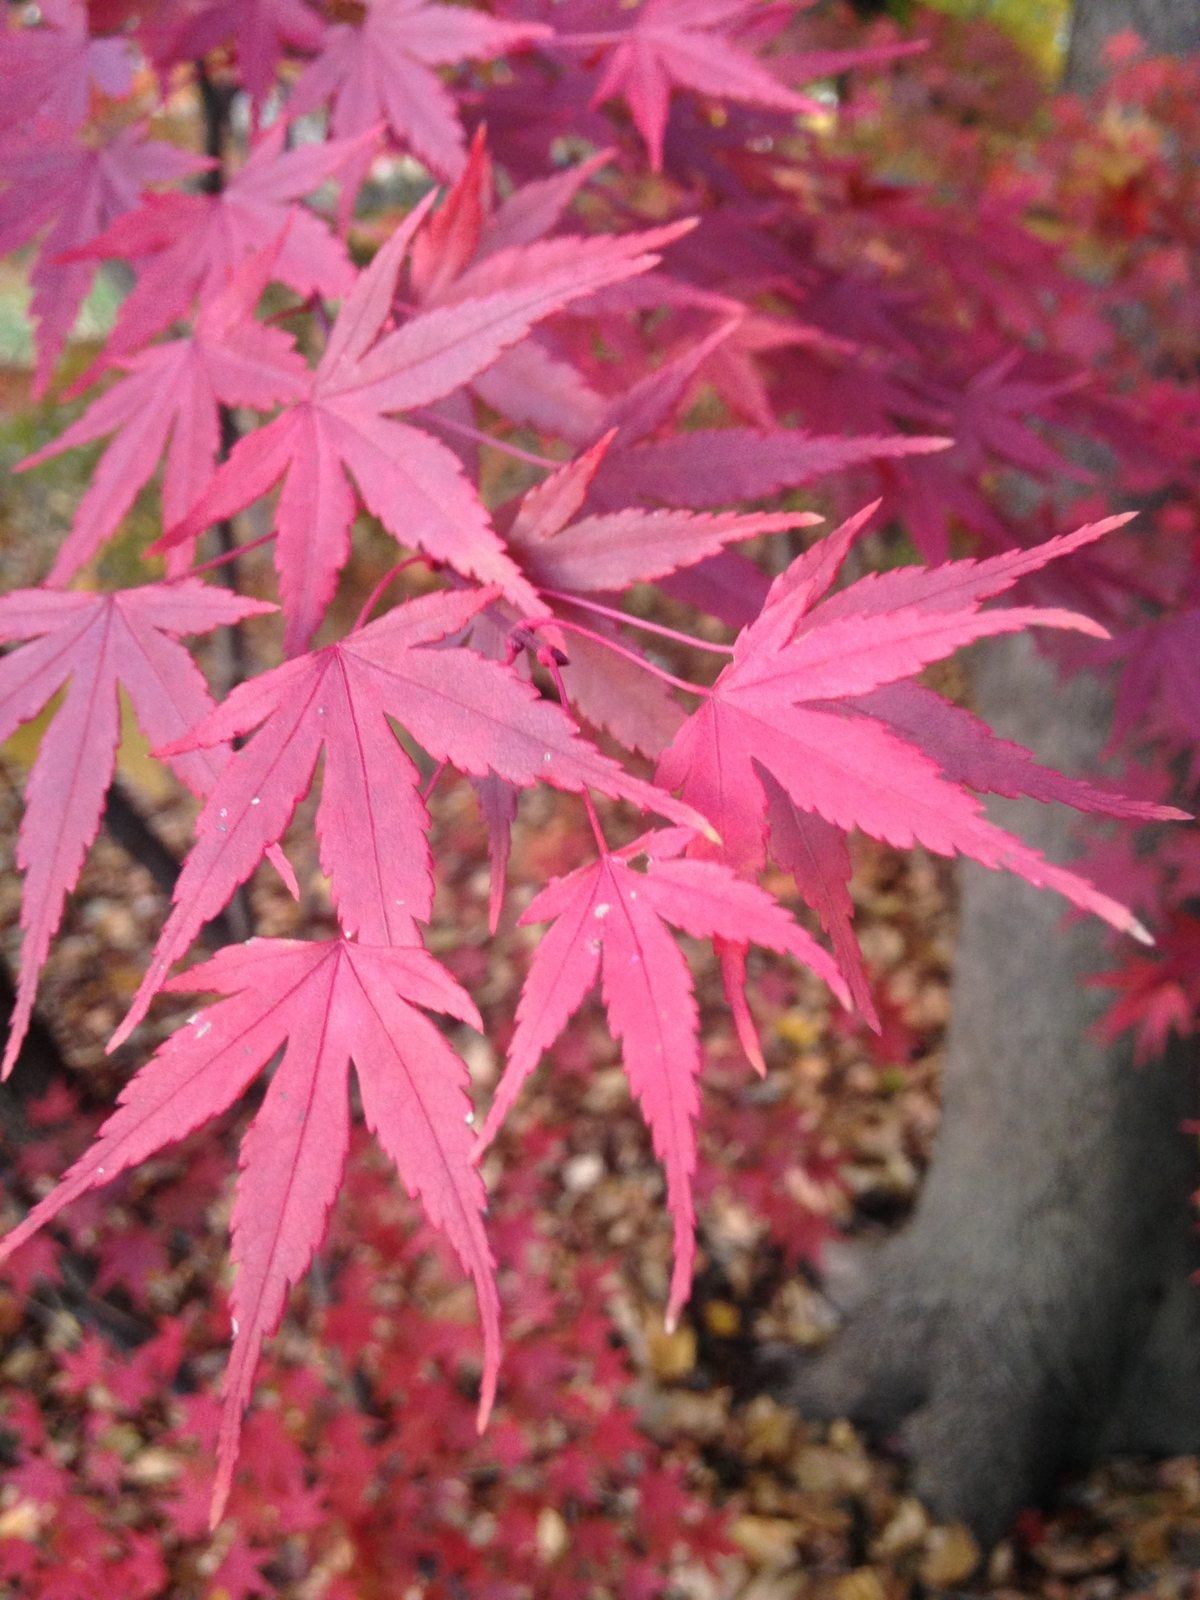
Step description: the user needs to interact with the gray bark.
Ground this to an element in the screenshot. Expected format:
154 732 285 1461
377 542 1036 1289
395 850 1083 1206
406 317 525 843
766 639 1200 1543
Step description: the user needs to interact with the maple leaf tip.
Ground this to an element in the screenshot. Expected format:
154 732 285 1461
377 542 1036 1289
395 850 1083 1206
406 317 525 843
207 1482 230 1533
860 995 884 1035
476 1381 496 1433
106 1006 142 1054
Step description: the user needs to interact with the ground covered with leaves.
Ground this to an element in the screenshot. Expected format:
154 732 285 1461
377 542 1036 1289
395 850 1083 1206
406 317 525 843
2 735 1200 1599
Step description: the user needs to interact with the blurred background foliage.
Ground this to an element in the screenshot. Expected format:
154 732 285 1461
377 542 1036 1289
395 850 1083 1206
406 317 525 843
852 0 1072 75
924 0 1072 75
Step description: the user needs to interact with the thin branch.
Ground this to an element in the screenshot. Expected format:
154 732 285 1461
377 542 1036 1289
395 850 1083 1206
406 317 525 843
352 556 431 632
542 588 736 654
412 407 566 471
103 783 246 945
182 528 278 579
523 614 708 698
542 652 609 852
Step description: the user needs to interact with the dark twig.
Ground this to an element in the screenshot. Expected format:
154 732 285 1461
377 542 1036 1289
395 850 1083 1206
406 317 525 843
104 782 248 944
102 783 185 900
193 57 255 938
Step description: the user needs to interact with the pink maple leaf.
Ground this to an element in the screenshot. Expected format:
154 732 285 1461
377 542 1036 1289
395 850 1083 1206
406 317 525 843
288 0 551 181
160 0 327 108
0 0 134 137
110 585 712 1048
0 582 275 1077
476 830 849 1324
17 241 309 585
0 936 498 1529
559 0 816 171
657 507 1176 941
74 122 369 361
0 123 207 394
158 196 692 650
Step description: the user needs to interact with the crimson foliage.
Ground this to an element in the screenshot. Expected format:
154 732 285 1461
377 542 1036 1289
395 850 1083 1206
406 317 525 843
0 0 1197 1579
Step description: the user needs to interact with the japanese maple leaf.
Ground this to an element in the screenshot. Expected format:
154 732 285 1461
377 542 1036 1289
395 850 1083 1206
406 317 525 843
0 124 207 394
764 663 1189 1022
0 0 134 136
75 123 368 362
916 350 1091 483
852 680 1184 824
585 327 952 515
1112 608 1200 754
476 831 850 1323
559 0 816 171
408 131 613 440
158 196 691 651
657 507 1168 941
591 424 953 513
288 0 550 181
1090 916 1200 1066
111 586 711 1049
0 935 498 1528
758 779 876 1023
17 243 309 586
0 581 275 1078
509 430 820 596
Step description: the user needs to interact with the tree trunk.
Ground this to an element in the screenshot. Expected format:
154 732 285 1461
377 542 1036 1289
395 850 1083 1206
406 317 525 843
765 0 1200 1542
767 638 1200 1542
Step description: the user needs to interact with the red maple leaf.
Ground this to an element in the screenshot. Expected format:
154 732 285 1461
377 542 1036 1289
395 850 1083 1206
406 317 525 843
508 429 819 597
476 829 850 1323
1090 915 1200 1065
917 349 1091 482
159 196 691 650
408 131 613 441
1094 921 1200 1068
1113 607 1200 752
558 0 815 170
16 242 309 585
0 935 498 1528
583 324 952 516
74 122 368 361
0 581 275 1077
0 123 206 394
288 0 551 181
657 506 1174 941
110 585 712 1049
591 423 953 512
